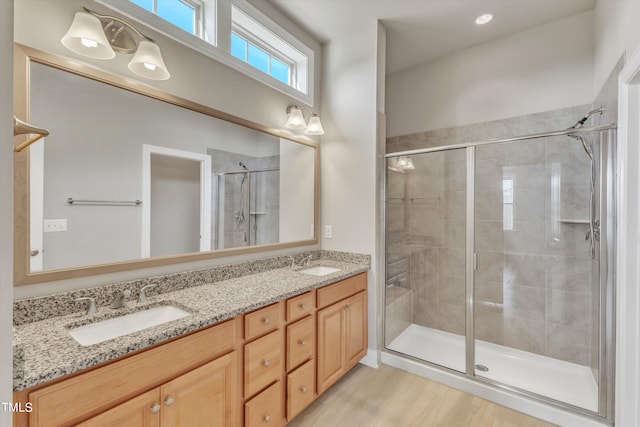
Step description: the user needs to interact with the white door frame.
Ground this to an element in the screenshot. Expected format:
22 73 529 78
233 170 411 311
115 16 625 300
616 46 640 427
141 144 211 257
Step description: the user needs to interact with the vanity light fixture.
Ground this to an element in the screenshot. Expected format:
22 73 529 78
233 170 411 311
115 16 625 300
61 8 170 81
285 106 325 135
475 13 494 25
387 156 415 173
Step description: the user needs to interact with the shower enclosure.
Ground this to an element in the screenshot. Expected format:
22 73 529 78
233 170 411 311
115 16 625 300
383 121 616 421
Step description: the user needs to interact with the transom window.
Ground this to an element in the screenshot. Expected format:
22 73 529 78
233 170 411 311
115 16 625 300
130 0 202 36
231 32 291 85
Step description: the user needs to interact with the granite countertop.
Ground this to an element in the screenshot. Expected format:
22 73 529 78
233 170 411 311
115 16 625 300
13 258 368 392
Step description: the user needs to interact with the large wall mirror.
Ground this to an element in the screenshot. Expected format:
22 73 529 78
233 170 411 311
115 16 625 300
14 44 318 286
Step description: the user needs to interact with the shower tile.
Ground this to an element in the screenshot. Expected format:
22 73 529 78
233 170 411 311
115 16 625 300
476 157 506 191
438 248 465 279
545 290 591 331
503 254 546 288
440 191 465 220
504 317 545 355
513 188 545 223
443 149 466 164
475 251 504 283
438 276 465 306
546 256 592 294
387 171 407 199
502 285 545 323
475 190 502 221
410 247 439 274
439 218 466 249
557 186 590 222
410 272 438 299
545 152 590 188
475 280 504 306
474 220 504 251
409 198 440 245
386 200 405 233
505 164 546 189
545 324 590 366
505 140 546 165
504 220 546 255
475 310 505 346
438 303 465 335
476 144 506 161
544 222 592 259
387 256 409 283
443 163 466 192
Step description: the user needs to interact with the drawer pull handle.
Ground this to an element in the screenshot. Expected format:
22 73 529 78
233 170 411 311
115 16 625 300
298 339 306 346
300 386 308 393
264 414 271 422
299 303 307 310
345 304 351 311
150 403 161 414
164 396 175 406
262 359 270 367
263 317 270 325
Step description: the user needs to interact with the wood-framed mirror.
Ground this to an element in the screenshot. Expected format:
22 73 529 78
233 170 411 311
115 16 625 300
14 44 319 286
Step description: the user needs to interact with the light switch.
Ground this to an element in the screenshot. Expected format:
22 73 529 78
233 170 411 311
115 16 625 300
44 219 67 232
324 225 332 239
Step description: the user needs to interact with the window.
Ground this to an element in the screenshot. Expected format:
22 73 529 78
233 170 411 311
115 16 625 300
231 32 291 85
130 0 202 36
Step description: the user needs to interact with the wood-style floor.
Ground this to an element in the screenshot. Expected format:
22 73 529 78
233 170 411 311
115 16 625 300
288 364 557 427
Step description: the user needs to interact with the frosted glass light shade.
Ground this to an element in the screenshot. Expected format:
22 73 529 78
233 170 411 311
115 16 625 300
128 40 170 81
61 12 115 60
285 107 307 129
304 115 325 135
396 156 415 170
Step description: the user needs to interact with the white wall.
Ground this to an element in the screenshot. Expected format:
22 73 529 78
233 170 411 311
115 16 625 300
320 21 381 358
0 1 13 423
386 11 595 137
594 0 640 93
13 0 322 298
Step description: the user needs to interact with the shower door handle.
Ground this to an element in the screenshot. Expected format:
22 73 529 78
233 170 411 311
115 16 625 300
473 253 478 271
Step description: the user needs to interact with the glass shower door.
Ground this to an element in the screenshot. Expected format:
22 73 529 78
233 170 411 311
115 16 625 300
385 148 467 372
472 136 600 412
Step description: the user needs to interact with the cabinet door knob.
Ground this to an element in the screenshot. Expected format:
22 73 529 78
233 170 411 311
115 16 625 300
263 317 270 325
164 396 175 406
262 359 270 367
263 414 271 422
298 339 306 346
300 386 308 393
299 303 307 310
150 403 161 414
345 304 351 311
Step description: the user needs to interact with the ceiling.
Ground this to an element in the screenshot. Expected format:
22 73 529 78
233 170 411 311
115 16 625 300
267 0 597 74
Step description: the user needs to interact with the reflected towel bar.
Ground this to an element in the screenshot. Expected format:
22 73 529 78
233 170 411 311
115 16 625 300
67 198 142 206
13 116 50 152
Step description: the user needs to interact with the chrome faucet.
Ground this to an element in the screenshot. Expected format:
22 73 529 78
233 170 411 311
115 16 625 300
138 284 157 304
288 254 313 269
75 297 98 316
110 289 131 309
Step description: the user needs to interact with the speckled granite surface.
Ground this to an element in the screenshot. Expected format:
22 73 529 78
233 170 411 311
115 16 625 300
13 252 369 392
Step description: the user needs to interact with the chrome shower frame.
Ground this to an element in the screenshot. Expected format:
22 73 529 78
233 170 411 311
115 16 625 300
380 123 617 424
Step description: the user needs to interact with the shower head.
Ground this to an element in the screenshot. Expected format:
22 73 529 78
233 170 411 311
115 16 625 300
570 107 604 129
239 161 249 170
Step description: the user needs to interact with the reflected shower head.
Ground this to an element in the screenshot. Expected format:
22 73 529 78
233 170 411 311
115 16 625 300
239 161 249 170
570 107 604 129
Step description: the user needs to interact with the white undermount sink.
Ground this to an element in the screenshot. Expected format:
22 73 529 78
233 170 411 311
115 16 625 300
299 266 341 276
68 305 191 346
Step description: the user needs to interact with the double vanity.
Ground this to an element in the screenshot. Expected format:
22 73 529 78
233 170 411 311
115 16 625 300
12 251 370 426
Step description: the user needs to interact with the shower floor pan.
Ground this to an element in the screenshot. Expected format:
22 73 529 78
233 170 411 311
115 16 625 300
387 324 598 412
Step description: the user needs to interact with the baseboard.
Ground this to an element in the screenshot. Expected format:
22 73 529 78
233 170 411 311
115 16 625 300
358 348 379 368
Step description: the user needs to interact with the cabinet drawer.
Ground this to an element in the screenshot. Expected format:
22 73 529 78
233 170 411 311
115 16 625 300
244 330 282 398
317 273 367 309
245 303 281 341
286 292 314 322
287 360 315 421
27 319 237 427
245 381 283 427
286 316 314 372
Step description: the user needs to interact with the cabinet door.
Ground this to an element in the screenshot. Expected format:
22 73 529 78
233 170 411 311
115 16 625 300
75 388 161 427
345 291 367 369
161 352 237 427
316 302 345 395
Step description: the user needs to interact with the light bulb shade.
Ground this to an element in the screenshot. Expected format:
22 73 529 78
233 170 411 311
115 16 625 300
396 156 415 170
128 40 170 80
304 115 325 135
61 12 115 60
285 107 307 129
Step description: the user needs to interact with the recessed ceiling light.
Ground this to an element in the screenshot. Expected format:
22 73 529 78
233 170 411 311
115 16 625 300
475 13 494 25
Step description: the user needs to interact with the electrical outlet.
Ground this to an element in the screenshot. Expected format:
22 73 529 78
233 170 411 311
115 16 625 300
310 224 315 238
44 219 67 232
324 225 333 239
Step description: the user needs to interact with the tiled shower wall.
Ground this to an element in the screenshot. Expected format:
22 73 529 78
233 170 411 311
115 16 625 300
385 104 599 366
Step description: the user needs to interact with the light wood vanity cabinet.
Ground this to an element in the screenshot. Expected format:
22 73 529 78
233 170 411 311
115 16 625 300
14 272 368 427
316 273 368 395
